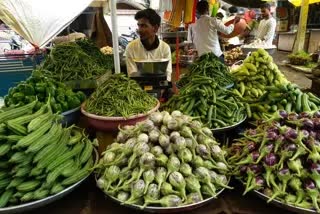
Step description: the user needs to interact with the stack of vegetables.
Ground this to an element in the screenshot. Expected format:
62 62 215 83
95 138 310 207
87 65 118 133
83 74 158 118
0 101 96 208
224 47 243 65
40 39 113 81
231 49 288 101
288 51 312 66
4 71 86 113
247 82 320 120
177 53 234 89
227 110 320 212
96 111 231 208
164 75 246 129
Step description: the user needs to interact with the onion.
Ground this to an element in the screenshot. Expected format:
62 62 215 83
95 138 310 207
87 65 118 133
167 118 179 130
160 125 169 135
170 131 180 142
116 131 127 143
149 129 160 143
163 114 173 126
159 134 170 148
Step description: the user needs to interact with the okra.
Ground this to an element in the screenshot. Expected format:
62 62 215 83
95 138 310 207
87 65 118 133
0 100 36 123
27 109 52 132
36 133 69 169
33 143 56 164
0 177 10 190
6 121 27 135
61 162 79 177
46 159 74 185
6 135 23 143
46 141 84 172
0 170 9 180
26 123 61 153
16 180 41 192
0 124 6 134
79 140 93 165
30 167 43 177
33 188 49 200
7 177 25 189
14 118 53 149
0 143 11 157
7 105 47 125
14 165 32 178
68 128 82 145
61 158 93 186
50 183 64 195
9 151 27 163
0 189 14 208
20 192 34 202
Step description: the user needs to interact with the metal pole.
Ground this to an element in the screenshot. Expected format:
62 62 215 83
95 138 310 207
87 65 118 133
110 0 121 73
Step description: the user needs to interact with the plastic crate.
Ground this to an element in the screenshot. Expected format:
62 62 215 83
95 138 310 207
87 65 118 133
0 53 45 96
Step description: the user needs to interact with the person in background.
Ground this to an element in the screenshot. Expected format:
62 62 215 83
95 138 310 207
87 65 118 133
255 3 276 45
125 8 172 82
193 0 239 63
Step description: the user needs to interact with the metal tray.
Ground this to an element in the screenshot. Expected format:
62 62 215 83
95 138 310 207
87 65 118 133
0 148 99 214
211 115 247 133
106 187 226 213
253 190 317 214
0 175 88 214
61 106 81 126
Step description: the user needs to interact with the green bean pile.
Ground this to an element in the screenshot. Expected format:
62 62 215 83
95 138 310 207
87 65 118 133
41 41 110 81
84 74 158 118
177 53 234 88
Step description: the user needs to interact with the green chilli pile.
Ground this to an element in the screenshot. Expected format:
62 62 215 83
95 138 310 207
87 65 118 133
84 74 158 118
177 52 234 88
95 110 231 209
164 75 246 129
0 101 96 208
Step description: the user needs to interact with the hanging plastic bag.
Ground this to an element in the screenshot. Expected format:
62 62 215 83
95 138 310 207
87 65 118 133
0 0 94 48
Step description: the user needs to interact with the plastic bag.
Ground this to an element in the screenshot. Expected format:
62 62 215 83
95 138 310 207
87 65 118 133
0 0 93 48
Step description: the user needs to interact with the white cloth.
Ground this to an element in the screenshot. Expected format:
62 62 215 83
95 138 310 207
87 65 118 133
159 0 172 11
124 39 172 81
193 15 234 57
255 17 276 46
0 0 93 48
150 0 160 10
187 23 196 43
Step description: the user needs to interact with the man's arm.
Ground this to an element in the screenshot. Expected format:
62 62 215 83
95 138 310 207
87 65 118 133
263 19 276 42
163 44 172 82
211 17 234 35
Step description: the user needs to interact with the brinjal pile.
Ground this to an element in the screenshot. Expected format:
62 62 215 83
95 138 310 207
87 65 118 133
95 111 231 208
227 110 320 212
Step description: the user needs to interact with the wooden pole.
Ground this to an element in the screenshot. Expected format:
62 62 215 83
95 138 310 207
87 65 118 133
293 0 309 52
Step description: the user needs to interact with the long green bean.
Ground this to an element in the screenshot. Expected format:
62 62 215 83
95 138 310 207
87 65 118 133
85 74 158 118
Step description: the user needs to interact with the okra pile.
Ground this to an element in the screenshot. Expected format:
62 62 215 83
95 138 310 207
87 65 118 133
0 101 96 208
227 110 320 212
231 49 288 101
84 74 158 118
164 75 246 129
96 111 231 208
177 52 234 88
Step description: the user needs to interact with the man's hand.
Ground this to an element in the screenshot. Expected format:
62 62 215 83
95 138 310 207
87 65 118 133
233 16 241 24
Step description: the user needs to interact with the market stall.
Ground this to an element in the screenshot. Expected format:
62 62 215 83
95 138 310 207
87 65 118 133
1 0 320 213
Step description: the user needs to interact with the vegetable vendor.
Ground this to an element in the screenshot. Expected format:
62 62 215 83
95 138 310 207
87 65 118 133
255 3 276 46
193 0 240 63
125 9 172 82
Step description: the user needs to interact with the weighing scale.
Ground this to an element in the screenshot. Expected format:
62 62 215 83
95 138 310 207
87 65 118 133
129 72 173 102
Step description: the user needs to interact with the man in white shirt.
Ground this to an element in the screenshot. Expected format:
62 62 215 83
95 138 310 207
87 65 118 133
193 0 239 62
125 9 172 81
255 3 276 46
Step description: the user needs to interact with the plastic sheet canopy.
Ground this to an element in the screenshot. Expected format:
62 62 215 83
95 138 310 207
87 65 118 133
0 0 94 48
289 0 320 6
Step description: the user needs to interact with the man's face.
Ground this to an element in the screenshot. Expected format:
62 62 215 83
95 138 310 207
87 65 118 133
260 7 270 19
137 18 158 40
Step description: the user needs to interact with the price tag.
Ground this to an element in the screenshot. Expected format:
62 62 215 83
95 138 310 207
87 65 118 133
144 86 153 91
